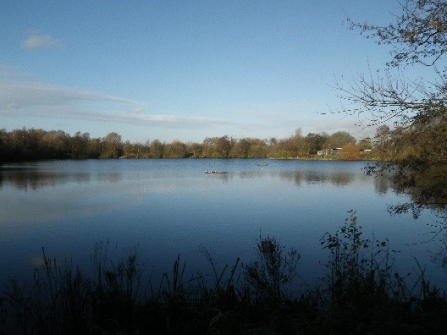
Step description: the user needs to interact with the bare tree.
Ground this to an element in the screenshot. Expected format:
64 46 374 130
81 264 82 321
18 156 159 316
338 0 447 129
340 0 447 216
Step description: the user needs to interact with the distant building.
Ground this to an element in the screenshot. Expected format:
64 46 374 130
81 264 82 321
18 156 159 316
317 148 342 155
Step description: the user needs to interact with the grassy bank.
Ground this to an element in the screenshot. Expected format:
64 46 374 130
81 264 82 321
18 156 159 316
1 212 447 334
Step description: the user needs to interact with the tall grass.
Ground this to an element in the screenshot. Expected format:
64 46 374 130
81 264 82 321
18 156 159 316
2 213 447 334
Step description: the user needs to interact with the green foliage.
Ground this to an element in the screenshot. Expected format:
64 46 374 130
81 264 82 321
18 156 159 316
163 140 190 158
323 131 356 149
100 132 123 158
148 139 165 158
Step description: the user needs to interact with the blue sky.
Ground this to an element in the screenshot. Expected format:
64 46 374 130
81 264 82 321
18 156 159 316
1 1 404 143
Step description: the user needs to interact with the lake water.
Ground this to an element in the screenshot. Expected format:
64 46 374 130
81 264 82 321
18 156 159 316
1 159 445 290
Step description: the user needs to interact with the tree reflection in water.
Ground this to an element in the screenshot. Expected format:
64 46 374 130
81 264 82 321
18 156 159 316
389 163 447 218
369 161 447 269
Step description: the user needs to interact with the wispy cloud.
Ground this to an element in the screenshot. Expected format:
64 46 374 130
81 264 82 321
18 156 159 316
5 103 19 110
0 64 19 78
0 79 365 141
0 64 33 80
0 81 134 110
22 33 62 49
0 80 237 131
131 107 145 114
74 110 238 131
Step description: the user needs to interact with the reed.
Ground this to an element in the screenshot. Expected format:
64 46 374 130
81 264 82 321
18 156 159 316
2 214 447 334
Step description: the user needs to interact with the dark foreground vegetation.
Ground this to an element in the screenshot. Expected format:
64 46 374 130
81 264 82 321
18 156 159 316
1 212 447 335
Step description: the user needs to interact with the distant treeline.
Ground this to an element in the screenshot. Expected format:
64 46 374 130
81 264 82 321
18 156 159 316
0 127 381 163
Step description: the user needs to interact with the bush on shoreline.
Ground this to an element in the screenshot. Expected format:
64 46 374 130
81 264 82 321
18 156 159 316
1 213 447 334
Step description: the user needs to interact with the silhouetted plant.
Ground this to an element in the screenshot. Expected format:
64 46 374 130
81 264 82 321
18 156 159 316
244 235 301 303
3 219 447 334
196 246 248 333
2 249 92 335
198 246 242 307
92 247 143 334
320 211 396 310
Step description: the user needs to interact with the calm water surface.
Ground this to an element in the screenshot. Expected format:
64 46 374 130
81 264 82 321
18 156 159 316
1 159 445 289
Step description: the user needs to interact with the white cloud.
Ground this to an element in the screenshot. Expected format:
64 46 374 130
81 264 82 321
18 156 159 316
0 64 19 78
0 79 367 142
0 80 238 132
0 81 133 110
131 107 145 114
105 112 237 129
5 103 19 110
22 33 62 49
